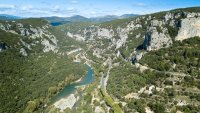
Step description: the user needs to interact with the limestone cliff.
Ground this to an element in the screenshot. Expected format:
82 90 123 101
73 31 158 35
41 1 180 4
176 17 200 41
0 21 58 56
64 9 200 63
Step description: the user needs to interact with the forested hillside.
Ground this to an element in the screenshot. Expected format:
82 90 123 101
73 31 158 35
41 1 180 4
0 19 86 112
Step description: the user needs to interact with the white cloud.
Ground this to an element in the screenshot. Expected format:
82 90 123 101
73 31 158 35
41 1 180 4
0 4 16 9
0 10 16 15
71 1 78 4
51 5 61 12
67 7 75 11
21 5 33 10
133 2 147 7
53 5 60 10
90 11 96 15
66 7 77 13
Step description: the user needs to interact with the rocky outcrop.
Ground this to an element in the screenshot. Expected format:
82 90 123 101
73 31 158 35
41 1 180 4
67 32 85 41
67 11 200 65
151 20 163 27
41 38 58 53
115 27 128 49
97 28 114 39
54 94 78 111
115 22 142 49
176 17 200 41
143 27 172 51
95 106 105 113
68 20 142 50
142 12 200 51
0 21 58 53
20 48 28 56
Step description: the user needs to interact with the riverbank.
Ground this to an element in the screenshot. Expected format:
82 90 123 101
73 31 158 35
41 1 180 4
48 64 94 112
54 94 78 112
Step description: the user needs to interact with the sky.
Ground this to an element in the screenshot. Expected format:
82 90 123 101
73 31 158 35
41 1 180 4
0 0 200 17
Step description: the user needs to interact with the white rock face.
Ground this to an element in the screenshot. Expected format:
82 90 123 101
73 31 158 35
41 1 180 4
67 32 73 38
20 48 28 56
186 12 200 18
0 22 59 53
165 12 174 21
67 32 85 41
116 50 120 57
54 94 78 111
147 85 155 95
98 28 114 39
114 22 142 49
115 27 128 49
144 27 172 51
135 63 149 72
135 53 143 61
67 48 82 55
0 23 6 30
41 39 58 53
29 27 59 53
74 20 142 49
151 20 163 27
176 99 188 106
95 106 105 113
136 33 141 38
16 23 23 28
124 93 139 99
74 34 85 41
176 17 200 41
127 22 142 31
8 30 18 34
145 107 154 113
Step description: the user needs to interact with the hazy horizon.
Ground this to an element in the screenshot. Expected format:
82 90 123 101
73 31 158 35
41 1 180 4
0 0 200 18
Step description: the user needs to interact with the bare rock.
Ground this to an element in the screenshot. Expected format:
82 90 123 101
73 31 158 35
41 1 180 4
176 17 200 41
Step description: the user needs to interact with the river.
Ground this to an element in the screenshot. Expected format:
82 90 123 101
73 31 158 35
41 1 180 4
49 64 94 106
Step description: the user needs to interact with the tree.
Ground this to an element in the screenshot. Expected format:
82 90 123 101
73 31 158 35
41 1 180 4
48 86 57 97
23 100 39 113
128 100 146 113
148 102 165 113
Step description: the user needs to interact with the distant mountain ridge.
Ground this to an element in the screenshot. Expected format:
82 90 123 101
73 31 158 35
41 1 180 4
42 14 139 26
0 14 22 20
0 14 139 25
119 14 139 18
